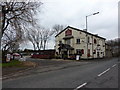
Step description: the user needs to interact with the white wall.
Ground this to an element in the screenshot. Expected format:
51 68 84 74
55 27 106 59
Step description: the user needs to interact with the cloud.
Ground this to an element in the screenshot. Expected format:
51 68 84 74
23 0 119 49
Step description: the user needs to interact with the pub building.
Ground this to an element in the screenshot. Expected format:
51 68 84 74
55 26 106 59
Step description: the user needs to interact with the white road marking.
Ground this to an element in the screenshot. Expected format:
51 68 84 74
98 68 110 77
112 64 117 67
74 82 87 90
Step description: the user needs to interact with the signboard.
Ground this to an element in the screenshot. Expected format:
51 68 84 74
65 29 72 36
76 55 80 60
6 54 11 62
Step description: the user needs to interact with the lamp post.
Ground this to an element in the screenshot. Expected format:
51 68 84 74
86 12 99 59
86 12 99 32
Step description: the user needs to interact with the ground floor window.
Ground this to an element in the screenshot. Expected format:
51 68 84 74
93 50 96 54
76 49 84 56
76 49 81 54
81 49 84 54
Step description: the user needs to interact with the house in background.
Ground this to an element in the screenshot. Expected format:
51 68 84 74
55 26 106 59
105 43 112 58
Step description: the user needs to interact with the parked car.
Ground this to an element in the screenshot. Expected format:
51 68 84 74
31 53 54 59
12 53 21 60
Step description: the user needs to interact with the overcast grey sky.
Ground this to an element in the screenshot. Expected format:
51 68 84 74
21 0 119 49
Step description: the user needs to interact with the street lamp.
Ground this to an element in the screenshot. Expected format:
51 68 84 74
85 12 99 59
86 12 99 32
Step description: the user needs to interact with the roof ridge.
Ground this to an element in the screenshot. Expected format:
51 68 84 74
55 26 106 40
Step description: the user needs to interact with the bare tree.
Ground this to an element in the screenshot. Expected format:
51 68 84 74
1 28 24 52
42 28 54 50
32 29 42 50
106 38 120 57
53 24 66 34
26 27 54 50
26 27 43 50
26 29 37 50
1 27 24 62
1 1 43 50
1 1 42 62
1 1 42 38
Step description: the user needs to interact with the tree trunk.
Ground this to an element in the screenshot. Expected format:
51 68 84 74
36 42 40 50
2 50 7 63
43 40 47 50
33 44 36 51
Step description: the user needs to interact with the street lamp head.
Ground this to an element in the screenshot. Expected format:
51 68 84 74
93 12 99 15
86 12 99 31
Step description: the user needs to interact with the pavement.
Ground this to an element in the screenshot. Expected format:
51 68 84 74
2 57 119 88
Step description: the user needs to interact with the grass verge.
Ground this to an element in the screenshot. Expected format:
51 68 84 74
0 60 22 67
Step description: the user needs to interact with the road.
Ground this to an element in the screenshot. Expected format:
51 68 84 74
2 58 119 89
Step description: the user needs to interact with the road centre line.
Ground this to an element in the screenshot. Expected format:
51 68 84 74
112 64 117 67
98 68 110 77
74 82 87 90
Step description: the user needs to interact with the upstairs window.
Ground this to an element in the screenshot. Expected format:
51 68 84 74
88 37 90 43
94 39 97 44
76 39 80 44
66 39 71 45
59 41 62 44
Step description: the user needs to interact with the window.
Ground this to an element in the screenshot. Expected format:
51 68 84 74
81 49 84 54
94 39 96 44
59 41 62 44
66 39 71 45
88 37 90 43
76 39 80 44
76 49 84 55
76 49 81 54
93 50 96 54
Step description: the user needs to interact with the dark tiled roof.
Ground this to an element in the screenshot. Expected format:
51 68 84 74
55 26 106 40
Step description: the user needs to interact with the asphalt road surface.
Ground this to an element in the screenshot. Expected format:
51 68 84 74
2 58 119 89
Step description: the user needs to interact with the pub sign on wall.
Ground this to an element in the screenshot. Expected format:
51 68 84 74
65 29 72 36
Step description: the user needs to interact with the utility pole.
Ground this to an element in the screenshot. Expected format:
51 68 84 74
86 12 99 59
